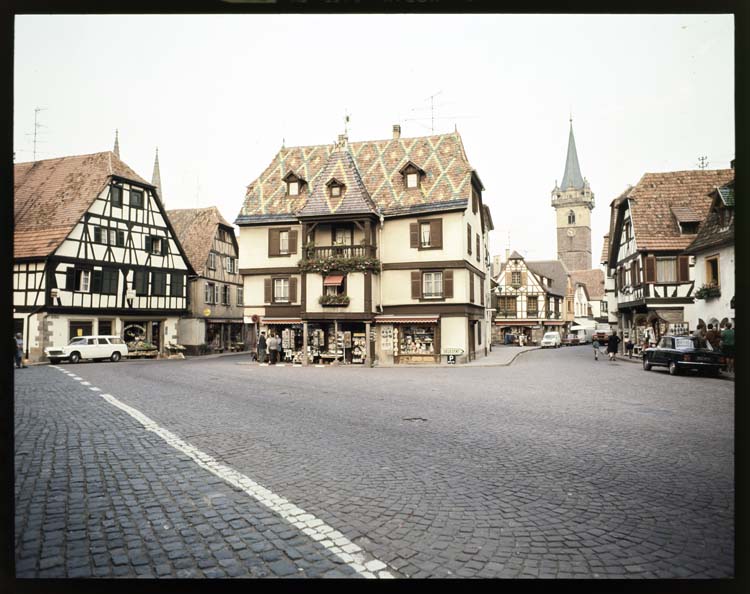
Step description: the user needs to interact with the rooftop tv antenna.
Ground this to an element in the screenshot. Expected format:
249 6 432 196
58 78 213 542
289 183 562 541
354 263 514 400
697 155 709 169
403 91 476 133
25 107 47 161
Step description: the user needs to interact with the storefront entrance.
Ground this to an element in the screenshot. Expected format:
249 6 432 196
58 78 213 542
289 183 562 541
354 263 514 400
393 323 440 364
306 321 367 365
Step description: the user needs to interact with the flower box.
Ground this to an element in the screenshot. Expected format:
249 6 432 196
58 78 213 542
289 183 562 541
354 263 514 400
694 284 721 300
319 294 350 306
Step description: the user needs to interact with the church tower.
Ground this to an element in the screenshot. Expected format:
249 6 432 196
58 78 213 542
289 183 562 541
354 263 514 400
551 117 594 271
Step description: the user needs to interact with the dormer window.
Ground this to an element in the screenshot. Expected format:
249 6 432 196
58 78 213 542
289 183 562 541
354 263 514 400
331 185 341 197
326 178 344 198
283 171 306 196
399 161 425 190
679 221 699 235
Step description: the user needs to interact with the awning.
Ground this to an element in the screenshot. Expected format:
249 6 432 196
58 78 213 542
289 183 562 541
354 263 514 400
570 323 596 331
260 317 303 325
374 315 439 324
323 274 345 286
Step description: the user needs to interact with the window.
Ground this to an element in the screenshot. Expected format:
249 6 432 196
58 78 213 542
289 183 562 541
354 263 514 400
656 257 677 283
130 189 144 209
706 256 719 287
467 223 472 255
511 271 521 286
472 190 478 214
330 184 342 198
208 252 216 269
65 268 92 292
100 268 118 295
93 226 103 244
422 272 443 299
171 274 184 297
601 300 608 313
108 229 117 245
568 210 576 225
222 285 231 306
679 221 699 234
225 256 236 274
406 173 419 188
134 270 148 295
279 231 290 254
80 270 91 292
334 228 352 246
288 181 299 196
97 338 109 345
116 230 125 247
274 278 289 303
205 282 215 304
99 320 113 335
324 275 346 296
476 233 480 262
527 296 538 316
237 287 244 306
420 223 431 248
498 296 517 316
145 236 164 255
111 185 123 208
624 221 632 240
151 272 167 296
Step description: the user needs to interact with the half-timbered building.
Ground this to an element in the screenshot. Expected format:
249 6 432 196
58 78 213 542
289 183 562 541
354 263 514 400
236 126 493 365
13 151 193 361
167 207 247 354
604 168 734 348
491 251 571 345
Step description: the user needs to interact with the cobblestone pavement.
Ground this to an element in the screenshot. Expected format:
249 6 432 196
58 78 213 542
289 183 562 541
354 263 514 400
14 345 734 579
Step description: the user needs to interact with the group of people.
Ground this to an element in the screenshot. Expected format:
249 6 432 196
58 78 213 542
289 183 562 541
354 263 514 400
592 333 622 362
256 331 284 364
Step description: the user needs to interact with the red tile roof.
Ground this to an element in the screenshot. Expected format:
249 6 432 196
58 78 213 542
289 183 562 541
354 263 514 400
569 269 605 300
167 207 234 275
14 152 150 259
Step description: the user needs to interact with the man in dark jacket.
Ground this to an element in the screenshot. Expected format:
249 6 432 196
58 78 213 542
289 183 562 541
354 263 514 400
607 333 621 361
257 332 267 363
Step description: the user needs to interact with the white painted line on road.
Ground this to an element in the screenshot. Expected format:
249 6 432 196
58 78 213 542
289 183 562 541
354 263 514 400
89 387 101 392
81 381 91 386
76 384 397 579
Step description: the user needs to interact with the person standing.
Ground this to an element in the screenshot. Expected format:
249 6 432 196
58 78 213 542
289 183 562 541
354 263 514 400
720 322 734 374
257 332 267 363
267 334 277 364
592 337 600 361
14 333 27 368
625 336 635 359
706 324 720 351
275 332 284 363
607 333 621 362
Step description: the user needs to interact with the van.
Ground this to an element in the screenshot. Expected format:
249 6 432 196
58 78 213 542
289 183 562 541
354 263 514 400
45 335 128 364
540 331 562 348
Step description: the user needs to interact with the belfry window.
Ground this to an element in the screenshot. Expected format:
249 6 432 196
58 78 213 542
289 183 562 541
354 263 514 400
567 211 576 225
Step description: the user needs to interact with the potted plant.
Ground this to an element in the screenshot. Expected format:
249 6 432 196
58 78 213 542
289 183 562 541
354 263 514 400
319 294 350 306
694 284 721 300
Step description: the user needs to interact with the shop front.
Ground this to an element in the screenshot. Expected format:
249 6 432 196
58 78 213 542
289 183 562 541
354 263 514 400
374 315 440 364
206 319 246 352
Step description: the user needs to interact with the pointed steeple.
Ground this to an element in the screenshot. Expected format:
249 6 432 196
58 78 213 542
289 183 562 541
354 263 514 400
560 118 584 191
113 129 120 158
151 147 162 205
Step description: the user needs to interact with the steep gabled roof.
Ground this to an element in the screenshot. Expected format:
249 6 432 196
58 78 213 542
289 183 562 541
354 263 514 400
237 131 474 223
525 259 569 297
167 206 234 275
685 179 735 254
600 234 610 266
297 148 378 217
560 122 584 190
569 268 605 300
14 151 151 259
626 169 734 251
509 250 524 260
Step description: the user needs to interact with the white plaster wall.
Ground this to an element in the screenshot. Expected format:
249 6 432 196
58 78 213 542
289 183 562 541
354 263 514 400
441 317 468 363
380 211 465 263
381 268 467 305
305 272 365 313
692 245 735 326
238 224 302 268
177 318 205 346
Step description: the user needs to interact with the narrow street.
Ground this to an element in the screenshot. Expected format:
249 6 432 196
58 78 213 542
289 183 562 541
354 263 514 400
14 347 734 578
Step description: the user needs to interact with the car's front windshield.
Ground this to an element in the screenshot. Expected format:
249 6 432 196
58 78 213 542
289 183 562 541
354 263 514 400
543 334 556 339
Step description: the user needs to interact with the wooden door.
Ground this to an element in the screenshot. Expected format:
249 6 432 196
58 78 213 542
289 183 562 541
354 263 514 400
468 321 476 361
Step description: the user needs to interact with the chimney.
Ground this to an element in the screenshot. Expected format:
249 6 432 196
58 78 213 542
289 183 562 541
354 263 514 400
393 124 401 139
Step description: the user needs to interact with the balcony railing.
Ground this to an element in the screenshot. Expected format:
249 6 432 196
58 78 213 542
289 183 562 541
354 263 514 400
304 245 377 259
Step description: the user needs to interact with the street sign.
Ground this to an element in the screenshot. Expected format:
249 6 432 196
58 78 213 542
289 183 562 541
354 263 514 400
441 347 464 355
203 308 211 317
447 355 456 364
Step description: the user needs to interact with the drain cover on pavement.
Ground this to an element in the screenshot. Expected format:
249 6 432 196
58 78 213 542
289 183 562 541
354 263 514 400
402 417 428 423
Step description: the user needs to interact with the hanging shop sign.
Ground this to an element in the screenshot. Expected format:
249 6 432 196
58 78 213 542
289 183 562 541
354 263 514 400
203 308 211 317
441 347 464 356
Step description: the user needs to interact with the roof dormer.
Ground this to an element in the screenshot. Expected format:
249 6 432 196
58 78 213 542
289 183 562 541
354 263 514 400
399 160 426 189
326 177 345 198
282 171 307 196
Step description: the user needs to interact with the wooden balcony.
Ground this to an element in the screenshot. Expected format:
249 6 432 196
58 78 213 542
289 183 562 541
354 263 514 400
304 245 377 259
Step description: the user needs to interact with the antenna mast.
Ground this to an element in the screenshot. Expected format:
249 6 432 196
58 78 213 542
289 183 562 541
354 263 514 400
26 107 47 161
697 155 709 170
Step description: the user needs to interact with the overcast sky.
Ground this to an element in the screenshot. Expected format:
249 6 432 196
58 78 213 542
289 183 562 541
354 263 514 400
14 13 734 266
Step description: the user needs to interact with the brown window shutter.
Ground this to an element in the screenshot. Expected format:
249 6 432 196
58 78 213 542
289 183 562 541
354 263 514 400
480 278 485 305
634 259 639 285
288 230 298 255
630 263 635 286
264 278 272 303
645 256 656 283
472 192 478 214
470 273 475 302
430 219 443 249
476 234 480 261
521 270 527 286
678 255 689 282
467 224 472 254
410 223 419 249
290 277 297 302
268 229 280 257
411 271 421 299
444 269 453 298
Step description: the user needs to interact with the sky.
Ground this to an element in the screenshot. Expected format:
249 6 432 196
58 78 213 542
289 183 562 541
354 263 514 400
14 13 734 267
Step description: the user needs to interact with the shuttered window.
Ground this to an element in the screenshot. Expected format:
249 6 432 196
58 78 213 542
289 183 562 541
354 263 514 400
476 234 480 262
101 268 118 295
410 219 442 250
208 252 216 269
656 258 677 282
469 273 475 302
269 228 297 256
152 271 167 296
273 278 289 303
472 190 478 214
135 270 148 296
467 224 472 255
171 274 184 297
423 272 444 299
237 287 244 306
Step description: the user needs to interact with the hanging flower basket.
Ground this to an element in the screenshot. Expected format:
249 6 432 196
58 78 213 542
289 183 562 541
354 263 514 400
694 284 721 300
298 255 380 275
319 294 350 306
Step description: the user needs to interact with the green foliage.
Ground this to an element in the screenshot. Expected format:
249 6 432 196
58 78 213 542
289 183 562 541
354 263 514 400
694 284 721 300
298 255 381 274
318 294 351 306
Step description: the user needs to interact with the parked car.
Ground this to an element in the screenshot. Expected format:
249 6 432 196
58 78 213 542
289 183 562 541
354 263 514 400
562 334 580 346
540 331 562 348
45 335 128 364
642 335 725 377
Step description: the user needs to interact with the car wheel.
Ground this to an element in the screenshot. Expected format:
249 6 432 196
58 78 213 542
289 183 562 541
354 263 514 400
49 358 60 365
643 358 652 371
111 351 122 362
69 351 80 364
668 361 679 376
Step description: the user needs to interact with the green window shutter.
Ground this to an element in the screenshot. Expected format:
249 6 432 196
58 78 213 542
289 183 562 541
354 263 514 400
145 236 152 253
65 267 76 291
91 270 102 293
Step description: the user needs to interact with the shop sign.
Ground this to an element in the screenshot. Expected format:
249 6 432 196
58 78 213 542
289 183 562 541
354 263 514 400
447 355 456 364
203 308 211 317
441 347 464 355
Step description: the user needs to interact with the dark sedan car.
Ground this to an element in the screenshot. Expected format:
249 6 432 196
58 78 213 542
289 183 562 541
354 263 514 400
642 335 725 377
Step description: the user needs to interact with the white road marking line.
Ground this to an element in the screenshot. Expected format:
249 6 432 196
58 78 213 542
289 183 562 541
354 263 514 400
81 381 91 386
72 376 83 381
89 387 101 392
82 387 395 579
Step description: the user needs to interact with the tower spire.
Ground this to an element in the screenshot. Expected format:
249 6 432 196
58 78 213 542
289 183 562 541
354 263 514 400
152 147 162 206
560 119 584 190
113 129 120 158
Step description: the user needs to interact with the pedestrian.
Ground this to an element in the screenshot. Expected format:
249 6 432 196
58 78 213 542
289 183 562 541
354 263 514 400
274 332 284 363
14 333 27 368
720 322 734 374
607 333 621 362
592 337 600 361
267 334 277 364
706 324 721 351
257 331 267 363
625 336 635 359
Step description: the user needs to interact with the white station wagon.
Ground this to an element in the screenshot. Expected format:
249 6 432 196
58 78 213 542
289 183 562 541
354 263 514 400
45 335 128 364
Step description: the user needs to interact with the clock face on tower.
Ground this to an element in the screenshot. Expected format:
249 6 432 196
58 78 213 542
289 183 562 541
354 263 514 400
567 228 577 237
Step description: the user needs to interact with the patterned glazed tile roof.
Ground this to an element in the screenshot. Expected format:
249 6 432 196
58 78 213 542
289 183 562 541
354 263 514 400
237 132 474 223
569 268 605 300
525 259 569 297
600 234 610 265
14 151 151 259
167 207 234 275
685 180 735 254
627 169 734 251
298 147 378 217
718 184 735 206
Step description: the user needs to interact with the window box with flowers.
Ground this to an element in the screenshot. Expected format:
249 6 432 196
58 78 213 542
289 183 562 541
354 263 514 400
319 294 350 306
694 284 721 300
298 255 381 275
